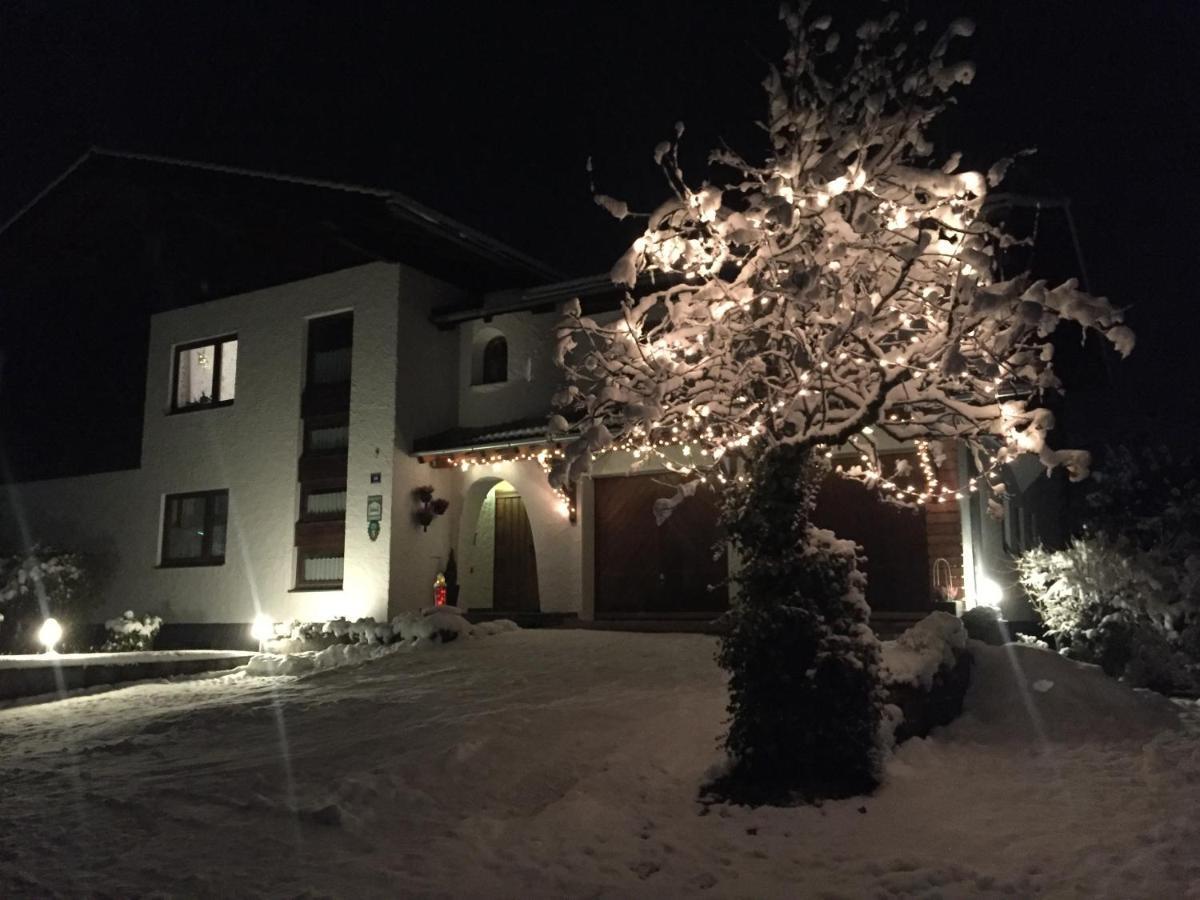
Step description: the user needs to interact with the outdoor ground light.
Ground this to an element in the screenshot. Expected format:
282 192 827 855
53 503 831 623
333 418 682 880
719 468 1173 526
250 614 275 649
977 576 1004 610
38 617 63 654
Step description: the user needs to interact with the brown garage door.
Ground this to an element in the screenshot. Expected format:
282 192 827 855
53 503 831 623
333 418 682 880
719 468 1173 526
594 474 729 616
813 474 931 612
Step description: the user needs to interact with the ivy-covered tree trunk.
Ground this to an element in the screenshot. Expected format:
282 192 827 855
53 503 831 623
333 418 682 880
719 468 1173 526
713 444 885 803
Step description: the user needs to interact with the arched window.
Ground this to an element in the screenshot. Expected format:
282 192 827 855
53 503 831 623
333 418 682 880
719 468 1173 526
480 335 508 384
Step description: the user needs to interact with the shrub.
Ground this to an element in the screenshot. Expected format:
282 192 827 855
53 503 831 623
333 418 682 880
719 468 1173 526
961 606 1007 645
711 444 885 804
100 610 163 652
0 545 92 653
1016 446 1200 693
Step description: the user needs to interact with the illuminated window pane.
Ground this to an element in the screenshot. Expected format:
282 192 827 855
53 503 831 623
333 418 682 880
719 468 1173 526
219 339 238 401
175 346 215 408
173 337 237 410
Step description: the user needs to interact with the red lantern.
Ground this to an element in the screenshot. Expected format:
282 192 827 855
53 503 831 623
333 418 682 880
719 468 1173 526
434 572 447 607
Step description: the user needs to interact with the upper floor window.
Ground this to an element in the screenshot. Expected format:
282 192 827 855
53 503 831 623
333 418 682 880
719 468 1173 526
479 335 508 385
173 336 237 412
307 313 353 386
161 489 228 567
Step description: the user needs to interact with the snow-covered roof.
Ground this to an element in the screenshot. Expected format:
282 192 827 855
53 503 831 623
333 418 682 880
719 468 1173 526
413 417 555 458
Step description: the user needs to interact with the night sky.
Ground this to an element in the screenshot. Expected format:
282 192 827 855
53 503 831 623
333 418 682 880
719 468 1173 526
1 1 1198 464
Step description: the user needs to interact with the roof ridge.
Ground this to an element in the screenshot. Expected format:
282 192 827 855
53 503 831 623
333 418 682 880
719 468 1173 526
1 146 563 281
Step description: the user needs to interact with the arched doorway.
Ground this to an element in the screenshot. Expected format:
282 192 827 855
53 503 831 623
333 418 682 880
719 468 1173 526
462 479 540 612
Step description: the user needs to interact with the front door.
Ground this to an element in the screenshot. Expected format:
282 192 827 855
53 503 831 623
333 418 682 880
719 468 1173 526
593 474 729 616
492 490 540 612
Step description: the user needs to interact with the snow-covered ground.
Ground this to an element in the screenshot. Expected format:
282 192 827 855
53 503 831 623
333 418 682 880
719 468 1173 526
1 630 1198 898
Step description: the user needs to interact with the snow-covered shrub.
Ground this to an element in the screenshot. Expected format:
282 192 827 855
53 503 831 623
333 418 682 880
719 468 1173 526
1018 537 1200 693
245 609 518 677
0 545 92 653
1017 448 1200 692
391 607 473 644
273 608 497 655
882 612 967 691
880 612 970 742
100 610 163 652
712 446 885 802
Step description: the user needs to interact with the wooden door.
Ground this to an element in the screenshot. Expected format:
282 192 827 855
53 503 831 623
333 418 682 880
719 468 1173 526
812 474 931 612
493 491 540 611
594 474 729 616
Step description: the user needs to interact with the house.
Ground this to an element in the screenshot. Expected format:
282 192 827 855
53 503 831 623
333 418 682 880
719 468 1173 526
0 151 1046 646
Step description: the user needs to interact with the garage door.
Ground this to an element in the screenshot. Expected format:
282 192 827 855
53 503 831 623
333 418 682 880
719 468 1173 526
593 474 729 616
812 474 932 612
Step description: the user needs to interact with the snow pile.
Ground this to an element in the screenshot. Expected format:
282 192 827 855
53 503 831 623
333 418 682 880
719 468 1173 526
880 611 967 689
956 641 1181 744
246 607 519 678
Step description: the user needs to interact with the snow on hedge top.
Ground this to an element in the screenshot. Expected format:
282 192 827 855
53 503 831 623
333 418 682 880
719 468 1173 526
880 611 966 689
245 608 519 678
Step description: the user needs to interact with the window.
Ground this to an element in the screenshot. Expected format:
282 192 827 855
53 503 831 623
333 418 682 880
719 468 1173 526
161 490 228 566
304 416 350 454
306 314 353 385
480 335 508 384
298 550 344 586
301 487 347 519
173 336 237 411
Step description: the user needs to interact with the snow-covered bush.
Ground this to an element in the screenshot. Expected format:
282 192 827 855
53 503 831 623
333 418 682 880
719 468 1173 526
881 611 967 691
0 545 92 653
712 446 885 802
552 5 1128 799
880 612 970 742
1018 540 1199 693
272 607 508 655
100 610 163 652
246 609 518 677
1017 447 1200 693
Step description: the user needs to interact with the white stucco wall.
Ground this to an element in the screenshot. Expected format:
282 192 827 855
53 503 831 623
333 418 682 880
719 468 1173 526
0 263 409 625
456 310 561 428
386 266 467 615
459 485 498 609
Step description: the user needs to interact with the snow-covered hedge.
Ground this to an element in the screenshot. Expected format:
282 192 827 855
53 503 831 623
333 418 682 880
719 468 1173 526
880 612 970 744
881 612 967 691
247 607 518 677
100 610 163 652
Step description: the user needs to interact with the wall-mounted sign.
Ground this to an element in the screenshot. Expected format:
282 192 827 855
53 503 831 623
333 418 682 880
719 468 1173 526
367 494 383 542
370 472 381 484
